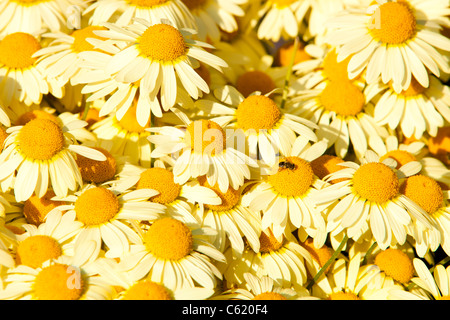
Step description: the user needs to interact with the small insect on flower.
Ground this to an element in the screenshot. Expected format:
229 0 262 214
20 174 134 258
278 160 297 170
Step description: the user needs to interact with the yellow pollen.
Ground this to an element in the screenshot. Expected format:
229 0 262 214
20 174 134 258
23 190 63 226
0 126 8 151
76 147 116 184
236 95 281 131
320 81 365 117
369 1 416 44
275 40 311 67
138 24 187 62
252 292 287 300
236 71 276 98
181 0 207 10
117 101 151 133
400 175 443 215
144 217 193 260
301 238 333 274
122 281 173 300
259 230 283 253
10 0 49 3
18 118 65 160
271 0 295 9
328 292 360 300
200 178 241 212
15 110 59 126
186 120 226 155
322 49 353 82
268 157 314 198
352 162 399 203
136 167 181 204
71 26 108 53
374 248 414 284
33 264 85 300
0 32 41 69
16 235 62 269
126 0 168 7
74 187 120 226
379 150 416 169
310 154 347 184
439 296 450 300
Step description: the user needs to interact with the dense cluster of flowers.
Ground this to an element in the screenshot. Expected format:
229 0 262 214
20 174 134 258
0 0 448 301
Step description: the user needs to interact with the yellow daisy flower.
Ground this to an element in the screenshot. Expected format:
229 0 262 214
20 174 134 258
117 216 226 290
315 150 434 249
195 85 318 166
0 113 106 201
326 0 450 92
48 183 166 259
80 18 227 125
147 112 258 193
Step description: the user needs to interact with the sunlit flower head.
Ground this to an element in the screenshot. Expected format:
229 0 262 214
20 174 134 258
0 113 107 201
314 150 434 249
148 111 258 193
242 137 329 243
117 216 226 290
195 85 319 166
80 18 227 126
48 184 166 260
326 0 450 93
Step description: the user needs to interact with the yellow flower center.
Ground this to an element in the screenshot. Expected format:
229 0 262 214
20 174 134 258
200 178 241 212
10 0 50 4
144 217 193 260
301 238 333 274
320 81 365 117
71 26 108 53
0 32 41 69
268 157 314 198
16 235 62 269
379 150 416 169
374 248 414 284
76 147 116 184
328 292 360 300
15 110 59 126
236 95 281 131
23 190 63 226
186 120 226 155
252 292 287 300
400 175 444 215
391 76 426 97
275 40 311 67
33 264 85 300
18 118 65 160
117 98 152 133
259 230 283 253
438 296 450 300
74 187 120 226
122 281 173 300
181 0 207 10
310 154 347 184
369 1 416 44
138 23 187 62
136 167 181 204
322 49 352 82
271 0 295 9
352 162 399 203
126 0 168 7
236 71 276 98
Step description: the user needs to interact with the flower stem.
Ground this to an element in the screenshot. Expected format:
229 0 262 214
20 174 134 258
306 234 349 290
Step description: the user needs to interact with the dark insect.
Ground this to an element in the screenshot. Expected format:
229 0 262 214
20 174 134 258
278 161 296 170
